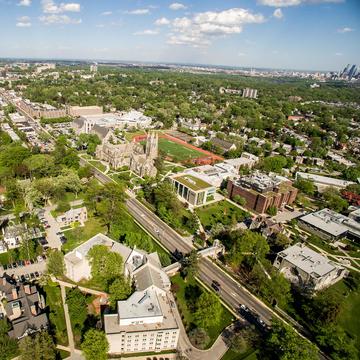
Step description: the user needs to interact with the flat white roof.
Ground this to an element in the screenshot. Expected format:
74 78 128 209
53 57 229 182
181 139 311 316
296 172 356 188
278 243 338 277
118 288 162 320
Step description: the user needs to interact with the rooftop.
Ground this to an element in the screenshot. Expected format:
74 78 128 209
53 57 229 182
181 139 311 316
278 243 340 278
172 174 213 191
300 208 360 238
296 172 356 188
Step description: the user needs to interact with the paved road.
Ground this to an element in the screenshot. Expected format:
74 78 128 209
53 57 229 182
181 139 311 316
127 197 275 324
83 161 277 323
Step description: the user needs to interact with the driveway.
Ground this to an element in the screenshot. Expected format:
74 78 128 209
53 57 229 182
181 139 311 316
43 205 62 249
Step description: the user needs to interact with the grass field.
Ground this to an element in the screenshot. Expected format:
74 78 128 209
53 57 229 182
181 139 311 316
44 283 68 346
196 200 249 231
62 216 107 252
171 274 234 349
157 138 204 162
88 160 107 173
222 349 258 360
327 278 360 350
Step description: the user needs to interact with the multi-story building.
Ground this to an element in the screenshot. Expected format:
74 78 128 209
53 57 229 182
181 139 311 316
295 172 355 191
1 224 27 253
273 243 348 292
242 88 258 99
299 208 360 242
0 276 48 339
72 110 152 135
63 233 180 355
227 171 298 213
55 206 88 227
169 173 216 206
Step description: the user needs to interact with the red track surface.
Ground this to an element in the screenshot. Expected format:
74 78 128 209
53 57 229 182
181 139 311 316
132 133 223 165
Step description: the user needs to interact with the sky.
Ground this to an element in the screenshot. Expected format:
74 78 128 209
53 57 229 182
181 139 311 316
0 0 359 71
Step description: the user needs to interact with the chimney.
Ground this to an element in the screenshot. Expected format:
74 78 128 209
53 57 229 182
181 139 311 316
12 287 18 300
30 304 37 316
24 284 31 295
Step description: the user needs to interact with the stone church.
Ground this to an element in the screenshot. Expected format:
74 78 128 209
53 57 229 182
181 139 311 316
96 132 158 178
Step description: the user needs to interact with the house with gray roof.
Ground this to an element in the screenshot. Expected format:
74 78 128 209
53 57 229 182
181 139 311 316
0 276 48 339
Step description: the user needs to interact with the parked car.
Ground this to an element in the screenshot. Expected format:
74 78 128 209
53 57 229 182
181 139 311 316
25 274 30 281
37 255 43 262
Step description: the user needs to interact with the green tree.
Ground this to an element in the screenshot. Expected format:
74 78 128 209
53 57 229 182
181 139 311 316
267 205 277 216
233 194 247 206
322 187 348 212
226 230 270 270
87 245 124 288
19 331 56 360
46 249 65 277
108 276 132 306
66 288 88 334
0 319 18 360
181 250 199 280
194 292 223 329
81 329 109 360
294 178 316 196
188 328 210 349
262 155 287 173
265 319 318 360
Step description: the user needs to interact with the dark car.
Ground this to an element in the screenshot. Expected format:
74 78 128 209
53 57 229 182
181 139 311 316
12 262 17 268
34 271 40 278
211 280 221 292
30 273 35 279
3 264 8 270
20 275 26 282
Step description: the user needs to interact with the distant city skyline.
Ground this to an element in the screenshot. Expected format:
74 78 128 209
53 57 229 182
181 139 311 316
0 0 359 71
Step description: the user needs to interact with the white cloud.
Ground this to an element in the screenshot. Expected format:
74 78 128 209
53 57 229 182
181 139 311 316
155 17 170 26
39 14 81 24
335 52 343 56
18 0 31 6
134 29 159 35
167 8 265 47
101 11 112 16
258 0 344 7
273 8 283 18
125 9 150 15
337 27 354 33
41 0 80 14
238 52 247 57
16 15 31 27
96 24 105 28
169 3 187 10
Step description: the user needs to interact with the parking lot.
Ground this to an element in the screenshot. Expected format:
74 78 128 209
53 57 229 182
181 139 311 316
0 256 47 280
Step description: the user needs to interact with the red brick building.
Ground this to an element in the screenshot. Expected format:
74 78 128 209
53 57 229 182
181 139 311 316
227 172 298 214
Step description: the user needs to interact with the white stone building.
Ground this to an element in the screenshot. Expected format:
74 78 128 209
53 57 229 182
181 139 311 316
63 233 180 355
273 243 348 292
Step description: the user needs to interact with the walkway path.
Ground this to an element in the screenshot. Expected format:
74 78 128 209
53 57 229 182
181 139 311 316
60 284 75 353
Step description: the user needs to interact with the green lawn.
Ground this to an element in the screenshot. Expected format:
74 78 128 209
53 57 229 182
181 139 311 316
88 160 107 173
222 349 258 360
327 278 360 350
44 283 68 346
157 138 204 162
62 216 107 253
196 200 249 231
171 274 234 349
